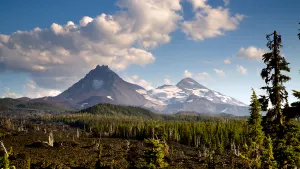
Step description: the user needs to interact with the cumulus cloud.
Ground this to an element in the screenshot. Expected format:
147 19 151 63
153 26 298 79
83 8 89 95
214 69 226 78
184 70 193 78
182 0 244 40
237 46 265 61
164 77 172 85
124 75 154 90
0 0 182 91
23 80 61 98
195 72 210 81
1 80 61 99
224 59 231 64
1 88 22 98
236 65 247 75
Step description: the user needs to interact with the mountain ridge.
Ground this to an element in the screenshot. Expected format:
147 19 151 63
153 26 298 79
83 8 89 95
8 65 249 115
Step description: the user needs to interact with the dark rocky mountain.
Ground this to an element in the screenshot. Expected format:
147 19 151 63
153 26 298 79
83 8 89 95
52 65 147 108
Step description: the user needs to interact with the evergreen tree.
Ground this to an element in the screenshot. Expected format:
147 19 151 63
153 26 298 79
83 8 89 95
240 89 265 168
260 30 291 125
259 30 300 169
248 89 264 141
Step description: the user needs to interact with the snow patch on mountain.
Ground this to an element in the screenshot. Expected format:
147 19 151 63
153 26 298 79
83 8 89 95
187 81 195 85
205 96 213 101
92 80 104 90
81 103 88 108
138 82 248 110
136 89 147 95
107 96 114 100
221 108 228 113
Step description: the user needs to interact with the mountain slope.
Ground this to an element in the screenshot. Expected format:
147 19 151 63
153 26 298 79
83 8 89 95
0 98 72 113
52 65 147 108
77 103 161 119
136 77 249 115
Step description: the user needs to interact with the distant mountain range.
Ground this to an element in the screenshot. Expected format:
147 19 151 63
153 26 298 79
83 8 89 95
13 65 250 116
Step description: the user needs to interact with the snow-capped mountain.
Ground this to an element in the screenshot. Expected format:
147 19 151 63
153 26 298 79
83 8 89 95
136 77 249 115
37 65 248 115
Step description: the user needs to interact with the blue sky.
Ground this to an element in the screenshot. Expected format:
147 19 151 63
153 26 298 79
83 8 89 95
0 0 299 104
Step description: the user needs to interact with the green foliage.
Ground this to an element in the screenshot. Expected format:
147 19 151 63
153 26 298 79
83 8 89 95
142 138 168 169
0 145 16 169
260 31 291 125
0 98 72 113
240 89 265 169
261 135 277 169
46 113 248 151
77 103 162 120
259 30 300 168
273 121 300 168
248 89 264 145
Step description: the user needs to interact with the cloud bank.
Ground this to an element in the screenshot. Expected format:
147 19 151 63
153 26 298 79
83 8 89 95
0 0 183 91
0 0 245 96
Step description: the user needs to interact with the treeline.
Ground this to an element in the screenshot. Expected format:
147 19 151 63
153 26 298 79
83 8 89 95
0 98 71 113
76 103 162 120
42 113 248 154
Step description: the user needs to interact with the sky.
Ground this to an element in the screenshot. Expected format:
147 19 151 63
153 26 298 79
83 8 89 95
0 0 300 105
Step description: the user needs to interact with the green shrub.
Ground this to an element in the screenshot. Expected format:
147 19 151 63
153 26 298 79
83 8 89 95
142 138 168 169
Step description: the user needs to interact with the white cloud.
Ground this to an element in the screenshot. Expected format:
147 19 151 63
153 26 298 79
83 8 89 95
1 80 61 99
223 0 230 6
124 75 153 90
236 65 247 75
79 16 93 27
237 46 265 61
182 0 244 40
0 0 182 91
164 77 172 85
195 72 211 81
23 80 61 98
184 70 193 78
1 88 22 98
224 59 231 64
214 69 226 78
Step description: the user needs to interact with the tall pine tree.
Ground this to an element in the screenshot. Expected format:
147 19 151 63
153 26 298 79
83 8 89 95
259 31 300 168
260 30 291 125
